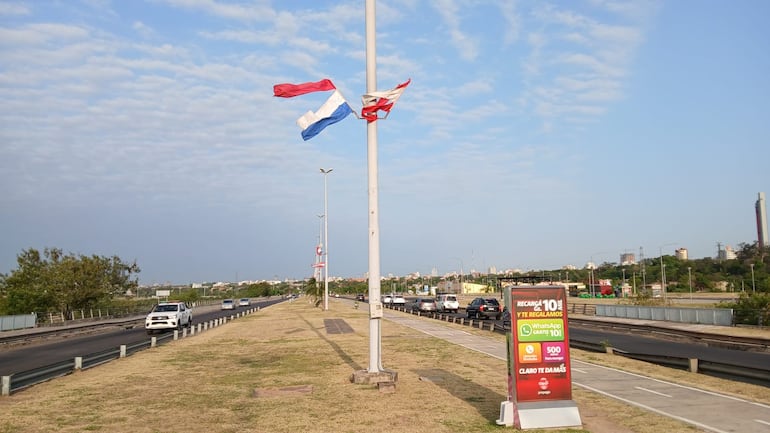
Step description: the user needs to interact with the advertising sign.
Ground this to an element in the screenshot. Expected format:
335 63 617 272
510 286 571 401
497 283 580 429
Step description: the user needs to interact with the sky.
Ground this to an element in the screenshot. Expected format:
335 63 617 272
1 0 769 286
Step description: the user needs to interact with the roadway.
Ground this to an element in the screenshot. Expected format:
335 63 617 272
0 298 284 375
396 302 770 373
384 309 770 433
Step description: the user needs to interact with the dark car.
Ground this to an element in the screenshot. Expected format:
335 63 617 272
356 293 366 302
465 297 501 320
411 297 437 312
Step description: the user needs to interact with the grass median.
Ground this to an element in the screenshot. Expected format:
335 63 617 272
1 298 764 433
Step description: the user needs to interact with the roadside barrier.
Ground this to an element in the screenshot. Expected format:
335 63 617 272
1 305 262 396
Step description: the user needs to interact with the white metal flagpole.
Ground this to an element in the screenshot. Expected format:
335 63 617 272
321 168 333 311
365 0 383 374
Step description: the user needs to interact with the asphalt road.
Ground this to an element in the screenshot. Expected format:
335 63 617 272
568 327 770 370
398 304 770 372
0 298 284 375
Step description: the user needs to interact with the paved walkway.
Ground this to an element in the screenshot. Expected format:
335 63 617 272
384 310 770 433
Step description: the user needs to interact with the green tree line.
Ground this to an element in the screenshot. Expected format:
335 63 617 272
0 248 140 316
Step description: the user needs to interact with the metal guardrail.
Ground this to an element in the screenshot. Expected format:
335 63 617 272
6 359 75 393
385 304 770 388
1 306 261 396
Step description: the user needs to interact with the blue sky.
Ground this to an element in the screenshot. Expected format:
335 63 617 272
1 0 768 285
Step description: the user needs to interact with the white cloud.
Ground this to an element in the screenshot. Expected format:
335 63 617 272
499 1 521 46
159 0 276 22
0 2 29 16
431 0 478 61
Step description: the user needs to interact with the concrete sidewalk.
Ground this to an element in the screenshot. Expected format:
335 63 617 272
382 306 770 433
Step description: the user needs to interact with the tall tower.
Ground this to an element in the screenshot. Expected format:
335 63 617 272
756 192 769 251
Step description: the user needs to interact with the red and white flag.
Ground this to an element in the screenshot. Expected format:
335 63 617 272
361 79 411 122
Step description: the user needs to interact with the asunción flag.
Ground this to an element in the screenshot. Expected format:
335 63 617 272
361 79 411 122
295 90 353 141
273 79 353 140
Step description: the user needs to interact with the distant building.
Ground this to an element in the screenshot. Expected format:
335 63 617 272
620 253 636 265
675 248 688 260
757 192 769 250
717 245 737 260
436 280 491 294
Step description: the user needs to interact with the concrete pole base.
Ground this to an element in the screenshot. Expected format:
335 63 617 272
350 369 398 386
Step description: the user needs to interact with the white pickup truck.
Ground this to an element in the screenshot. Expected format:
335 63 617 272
145 301 193 335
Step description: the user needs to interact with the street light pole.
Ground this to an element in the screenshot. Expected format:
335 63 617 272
320 168 333 311
751 263 756 293
316 214 324 282
688 266 692 300
659 243 676 302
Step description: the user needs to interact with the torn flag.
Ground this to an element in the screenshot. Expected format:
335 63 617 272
361 79 411 122
273 79 336 98
295 90 353 141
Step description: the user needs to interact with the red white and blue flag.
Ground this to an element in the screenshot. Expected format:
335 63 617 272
273 79 353 140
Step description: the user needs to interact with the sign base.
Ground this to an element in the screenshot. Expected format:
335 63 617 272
515 400 582 429
496 401 515 426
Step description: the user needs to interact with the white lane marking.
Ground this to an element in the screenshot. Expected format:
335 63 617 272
571 368 588 374
755 419 770 427
574 381 733 433
635 386 672 398
572 359 770 408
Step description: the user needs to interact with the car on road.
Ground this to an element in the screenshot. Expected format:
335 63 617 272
392 295 406 306
411 298 437 313
465 297 502 320
238 298 251 307
356 294 366 302
382 294 393 305
221 299 235 310
145 301 193 335
436 294 459 313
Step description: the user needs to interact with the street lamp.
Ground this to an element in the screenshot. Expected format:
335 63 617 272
621 267 626 298
588 251 609 298
751 263 756 293
659 243 677 302
316 214 324 282
688 266 693 300
320 168 333 311
451 257 464 293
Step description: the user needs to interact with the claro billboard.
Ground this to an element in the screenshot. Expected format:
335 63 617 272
497 285 581 429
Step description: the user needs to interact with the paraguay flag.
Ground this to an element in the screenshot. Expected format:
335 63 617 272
273 79 354 141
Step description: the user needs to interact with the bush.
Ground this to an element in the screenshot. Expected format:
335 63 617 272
719 293 770 326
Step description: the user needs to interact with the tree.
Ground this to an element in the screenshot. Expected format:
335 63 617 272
720 292 770 326
304 277 322 307
0 248 140 315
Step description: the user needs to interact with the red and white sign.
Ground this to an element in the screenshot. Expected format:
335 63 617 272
506 286 572 402
498 285 581 429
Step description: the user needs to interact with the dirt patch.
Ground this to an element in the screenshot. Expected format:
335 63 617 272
323 318 354 334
